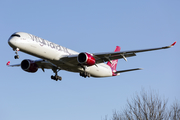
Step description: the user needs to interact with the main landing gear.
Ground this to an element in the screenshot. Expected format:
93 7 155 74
79 65 91 78
51 75 62 81
14 48 19 59
51 69 62 81
80 72 91 78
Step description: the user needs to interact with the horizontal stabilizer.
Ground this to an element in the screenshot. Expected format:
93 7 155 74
115 68 143 73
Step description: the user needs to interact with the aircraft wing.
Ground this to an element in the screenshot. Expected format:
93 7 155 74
7 59 58 71
7 61 22 67
93 41 176 63
60 41 176 65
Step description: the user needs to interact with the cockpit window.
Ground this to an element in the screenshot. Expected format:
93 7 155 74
11 34 21 37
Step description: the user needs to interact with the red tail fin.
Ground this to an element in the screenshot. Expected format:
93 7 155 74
107 46 120 76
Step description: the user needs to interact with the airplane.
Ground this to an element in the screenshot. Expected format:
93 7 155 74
7 32 176 81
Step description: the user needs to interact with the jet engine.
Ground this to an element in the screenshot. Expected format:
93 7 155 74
77 52 96 66
21 59 38 73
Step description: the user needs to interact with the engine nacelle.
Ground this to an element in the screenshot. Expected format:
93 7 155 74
21 59 38 73
77 52 96 66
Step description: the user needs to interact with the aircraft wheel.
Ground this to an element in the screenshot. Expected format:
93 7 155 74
88 74 91 77
14 55 19 59
58 76 62 81
51 75 53 79
51 75 62 81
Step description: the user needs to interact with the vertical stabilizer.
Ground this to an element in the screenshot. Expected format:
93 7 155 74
107 46 120 76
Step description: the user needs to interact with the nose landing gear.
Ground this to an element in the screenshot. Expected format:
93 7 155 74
14 48 19 59
14 55 19 59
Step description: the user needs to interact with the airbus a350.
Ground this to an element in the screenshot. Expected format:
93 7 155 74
7 32 176 81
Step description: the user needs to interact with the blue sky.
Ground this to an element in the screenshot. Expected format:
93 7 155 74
1 0 180 120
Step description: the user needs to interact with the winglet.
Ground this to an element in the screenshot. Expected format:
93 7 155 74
171 41 176 47
6 61 10 66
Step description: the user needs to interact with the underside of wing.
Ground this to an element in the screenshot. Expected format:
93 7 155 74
7 59 58 72
58 54 80 67
6 61 20 67
59 52 136 66
35 60 57 69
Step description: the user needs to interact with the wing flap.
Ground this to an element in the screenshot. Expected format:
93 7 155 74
94 52 136 63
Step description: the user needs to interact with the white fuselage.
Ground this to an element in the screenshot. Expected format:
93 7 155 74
8 32 114 77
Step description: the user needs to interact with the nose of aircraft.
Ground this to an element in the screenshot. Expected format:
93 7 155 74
8 37 16 47
8 33 21 48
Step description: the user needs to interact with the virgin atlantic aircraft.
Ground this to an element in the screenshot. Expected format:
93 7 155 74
7 32 176 81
